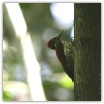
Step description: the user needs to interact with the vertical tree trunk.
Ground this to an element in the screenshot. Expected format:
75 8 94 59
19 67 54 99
74 3 101 101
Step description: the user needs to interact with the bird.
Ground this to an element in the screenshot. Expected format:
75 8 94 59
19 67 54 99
47 30 74 81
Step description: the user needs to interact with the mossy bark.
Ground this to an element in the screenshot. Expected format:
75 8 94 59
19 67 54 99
74 3 101 101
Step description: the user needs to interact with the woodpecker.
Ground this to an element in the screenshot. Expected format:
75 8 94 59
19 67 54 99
47 30 74 81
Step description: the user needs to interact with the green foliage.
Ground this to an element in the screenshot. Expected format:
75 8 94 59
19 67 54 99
3 91 14 101
59 75 74 89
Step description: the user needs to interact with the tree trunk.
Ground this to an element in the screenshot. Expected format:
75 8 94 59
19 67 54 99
74 3 101 101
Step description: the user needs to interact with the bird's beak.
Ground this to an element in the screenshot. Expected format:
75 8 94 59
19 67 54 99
58 29 64 39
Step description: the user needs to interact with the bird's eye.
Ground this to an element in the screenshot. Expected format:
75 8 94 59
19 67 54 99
51 39 55 49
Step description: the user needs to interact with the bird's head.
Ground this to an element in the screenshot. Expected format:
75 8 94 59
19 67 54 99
47 30 63 50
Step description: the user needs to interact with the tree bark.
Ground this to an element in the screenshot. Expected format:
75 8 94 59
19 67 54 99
74 3 101 101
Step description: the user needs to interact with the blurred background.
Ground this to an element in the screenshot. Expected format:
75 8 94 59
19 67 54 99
3 3 74 101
